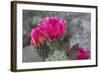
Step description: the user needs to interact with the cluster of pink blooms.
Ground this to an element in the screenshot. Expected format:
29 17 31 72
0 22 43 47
31 17 90 60
31 17 67 48
67 47 90 60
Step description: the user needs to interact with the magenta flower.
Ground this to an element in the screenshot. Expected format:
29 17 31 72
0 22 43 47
41 17 67 40
31 27 47 48
66 47 90 60
31 17 67 48
76 48 90 60
31 17 67 47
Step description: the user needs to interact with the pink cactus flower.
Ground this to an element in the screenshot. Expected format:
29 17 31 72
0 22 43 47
42 17 67 40
76 48 90 60
31 17 67 47
66 47 90 60
31 28 47 48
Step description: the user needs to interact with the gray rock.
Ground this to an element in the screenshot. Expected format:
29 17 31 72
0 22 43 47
23 45 43 62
